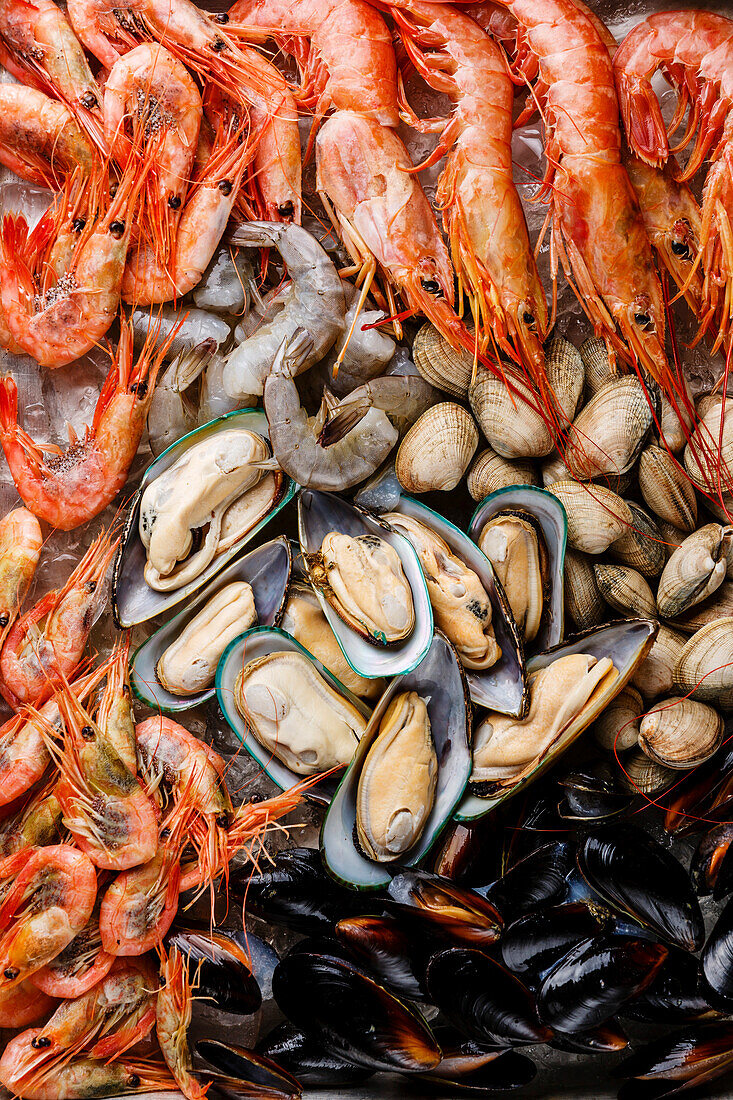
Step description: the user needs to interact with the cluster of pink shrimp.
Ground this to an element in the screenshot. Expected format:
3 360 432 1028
0 504 307 1099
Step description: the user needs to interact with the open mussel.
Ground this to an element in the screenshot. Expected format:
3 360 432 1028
500 902 606 979
168 928 261 1016
130 538 291 712
113 409 295 627
322 632 471 889
256 1023 373 1087
386 869 503 947
272 952 441 1072
615 1021 733 1100
197 1041 301 1100
298 489 433 678
578 823 704 951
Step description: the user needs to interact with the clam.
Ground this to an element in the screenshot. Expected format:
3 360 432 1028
413 322 473 399
113 409 295 627
457 619 658 819
299 490 433 679
594 562 657 619
130 538 291 712
591 684 643 752
672 579 733 634
608 501 666 578
466 448 538 502
546 335 585 421
638 444 697 532
280 583 384 700
580 336 615 395
551 376 653 481
658 520 687 559
469 370 554 459
469 486 567 652
656 386 694 455
620 749 675 795
322 632 471 888
547 481 632 554
217 627 370 801
631 624 688 700
395 403 478 493
564 548 604 632
684 397 733 493
638 696 723 770
656 523 733 618
674 619 733 709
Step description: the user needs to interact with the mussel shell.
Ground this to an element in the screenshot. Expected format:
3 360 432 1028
421 1048 537 1094
167 928 261 1015
426 947 552 1047
692 822 733 901
702 895 733 1009
468 486 567 653
335 914 428 1001
217 627 370 802
383 494 526 716
623 947 713 1023
482 840 574 920
271 952 441 1072
298 490 433 678
131 537 291 713
550 1020 628 1053
386 869 503 948
558 766 633 821
662 741 733 833
429 1025 505 1076
537 933 668 1033
500 902 605 978
256 1022 374 1087
431 816 504 884
113 409 295 627
196 1069 299 1100
321 632 471 889
578 824 704 951
615 1021 733 1098
197 1041 301 1099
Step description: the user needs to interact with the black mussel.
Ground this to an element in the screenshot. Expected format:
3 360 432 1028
421 1049 537 1095
625 947 714 1023
551 1019 628 1053
387 869 503 948
538 933 668 1034
429 1026 505 1077
426 948 552 1047
168 928 261 1016
272 952 441 1072
558 765 632 821
692 822 733 900
431 816 504 884
578 824 704 951
702 895 733 1009
615 1021 733 1100
197 1042 301 1100
663 742 733 834
257 1023 374 1088
482 841 574 919
230 848 368 933
197 1069 299 1100
335 915 428 1001
500 902 606 979
284 936 351 962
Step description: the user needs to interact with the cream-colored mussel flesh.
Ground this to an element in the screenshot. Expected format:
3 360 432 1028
477 513 544 643
280 583 384 700
235 651 367 774
140 430 272 591
382 514 500 669
157 581 257 695
356 691 437 862
313 532 414 645
471 653 618 788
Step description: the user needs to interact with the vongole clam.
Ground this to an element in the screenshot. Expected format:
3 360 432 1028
217 627 370 802
466 448 539 502
674 618 733 710
395 402 479 494
113 409 295 627
298 490 433 680
547 481 632 555
638 696 723 770
130 537 292 712
656 523 733 619
322 632 471 888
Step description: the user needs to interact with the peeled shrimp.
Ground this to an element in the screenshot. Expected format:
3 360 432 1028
0 508 42 653
223 220 345 398
0 85 95 189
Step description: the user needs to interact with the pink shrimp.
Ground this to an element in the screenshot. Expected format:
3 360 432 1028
30 896 115 998
0 525 119 710
0 978 56 1027
0 320 170 531
0 84 95 189
614 11 733 350
0 507 42 654
0 783 64 858
95 636 137 775
156 944 207 1100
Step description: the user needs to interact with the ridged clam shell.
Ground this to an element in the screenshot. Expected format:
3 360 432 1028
655 388 694 455
631 624 687 701
466 449 538 502
594 563 657 620
469 371 554 459
684 399 733 493
545 336 585 421
674 619 733 708
656 523 733 618
547 482 632 554
580 337 615 396
555 377 653 481
638 696 723 769
658 520 686 559
609 502 666 578
619 749 674 794
564 549 604 632
592 684 643 752
671 579 733 634
638 445 697 532
396 403 478 493
413 323 472 399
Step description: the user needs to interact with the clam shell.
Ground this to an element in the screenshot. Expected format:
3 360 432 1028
555 377 653 481
638 445 697 532
638 696 723 769
671 579 733 634
217 626 370 802
594 563 657 620
580 337 615 396
656 388 694 455
385 495 526 715
545 335 585 421
656 524 733 618
469 486 567 653
658 520 686 559
564 549 605 632
469 371 554 459
113 409 295 628
547 482 632 554
130 538 292 713
592 685 643 752
619 749 675 795
609 502 666 578
631 624 687 701
322 632 472 889
456 619 658 819
413 323 472 399
466 449 538 502
298 490 433 679
674 619 733 709
396 403 478 493
684 399 733 493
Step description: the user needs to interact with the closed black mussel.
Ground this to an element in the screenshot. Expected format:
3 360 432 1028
335 914 428 1001
168 927 261 1016
256 1023 374 1087
482 841 574 920
387 869 502 947
702 895 733 1009
578 824 704 951
624 947 714 1023
197 1041 302 1100
551 1020 628 1054
558 765 632 821
663 742 733 834
422 1049 537 1094
691 821 733 901
614 1020 733 1100
426 947 552 1047
272 952 441 1072
500 902 605 979
538 933 668 1033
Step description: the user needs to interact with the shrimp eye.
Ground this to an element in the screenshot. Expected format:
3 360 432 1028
81 725 95 741
129 1076 141 1089
634 312 652 328
110 220 125 239
421 277 442 296
81 91 98 109
523 311 536 326
130 380 148 397
215 11 229 21
4 968 18 980
218 179 233 195
168 195 181 210
160 827 171 839
73 218 86 232
0 614 8 628
278 200 295 218
671 240 690 258
31 1037 51 1049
